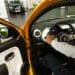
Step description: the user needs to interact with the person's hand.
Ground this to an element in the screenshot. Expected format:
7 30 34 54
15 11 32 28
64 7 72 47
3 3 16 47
42 27 55 44
44 34 55 44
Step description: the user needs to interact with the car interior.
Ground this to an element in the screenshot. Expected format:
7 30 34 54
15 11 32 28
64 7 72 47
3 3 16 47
1 1 75 75
29 3 75 75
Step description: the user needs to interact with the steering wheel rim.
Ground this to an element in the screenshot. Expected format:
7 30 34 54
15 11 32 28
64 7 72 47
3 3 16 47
47 20 75 44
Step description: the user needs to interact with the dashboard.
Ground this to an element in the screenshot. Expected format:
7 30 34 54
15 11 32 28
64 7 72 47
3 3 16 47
31 18 75 44
31 19 53 43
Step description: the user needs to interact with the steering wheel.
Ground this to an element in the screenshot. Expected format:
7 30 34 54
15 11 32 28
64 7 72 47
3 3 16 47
42 19 75 45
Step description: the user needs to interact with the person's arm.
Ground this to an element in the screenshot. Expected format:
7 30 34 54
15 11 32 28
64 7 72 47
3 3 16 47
42 28 75 58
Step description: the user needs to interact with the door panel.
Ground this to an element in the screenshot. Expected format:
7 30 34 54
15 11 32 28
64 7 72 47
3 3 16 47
0 46 23 75
0 19 29 75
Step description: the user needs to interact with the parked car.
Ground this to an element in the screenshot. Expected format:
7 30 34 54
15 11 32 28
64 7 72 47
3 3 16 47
8 0 25 13
0 0 75 75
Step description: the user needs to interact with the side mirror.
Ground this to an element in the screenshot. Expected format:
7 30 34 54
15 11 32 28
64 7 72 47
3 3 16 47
0 19 29 75
0 23 17 44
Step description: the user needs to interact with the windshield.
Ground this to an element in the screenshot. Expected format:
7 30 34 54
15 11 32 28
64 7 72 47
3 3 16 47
9 1 20 6
35 6 75 23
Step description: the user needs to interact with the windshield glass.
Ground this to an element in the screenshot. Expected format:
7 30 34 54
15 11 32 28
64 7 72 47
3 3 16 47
35 6 75 23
